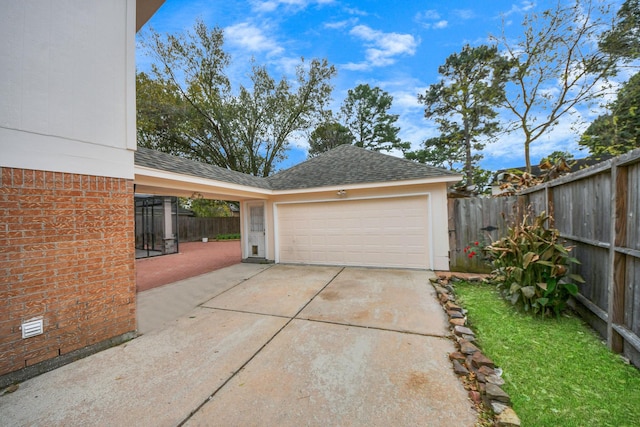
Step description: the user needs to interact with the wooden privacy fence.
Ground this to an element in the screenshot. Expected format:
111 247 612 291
449 148 640 367
178 216 240 241
448 196 521 273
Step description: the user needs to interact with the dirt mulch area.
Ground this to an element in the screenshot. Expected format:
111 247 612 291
135 240 242 292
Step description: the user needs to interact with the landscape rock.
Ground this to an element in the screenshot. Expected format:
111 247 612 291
447 310 465 319
468 390 482 405
491 401 509 415
486 374 506 386
448 351 466 362
434 284 448 294
485 383 511 404
453 360 469 376
478 366 495 376
472 351 495 369
449 318 466 326
453 325 475 337
459 339 480 355
445 301 463 312
496 407 521 427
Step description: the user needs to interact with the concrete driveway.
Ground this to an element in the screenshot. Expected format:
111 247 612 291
0 264 478 426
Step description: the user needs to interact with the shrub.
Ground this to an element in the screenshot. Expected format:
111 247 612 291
216 233 241 240
485 211 584 317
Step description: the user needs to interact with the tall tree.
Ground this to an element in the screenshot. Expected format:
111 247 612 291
491 0 619 173
579 72 640 155
308 121 353 158
404 134 466 171
139 20 336 177
414 44 511 186
340 84 409 152
599 0 640 61
136 72 190 155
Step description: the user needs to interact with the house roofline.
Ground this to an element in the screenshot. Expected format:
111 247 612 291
135 164 462 199
137 0 165 32
270 175 462 195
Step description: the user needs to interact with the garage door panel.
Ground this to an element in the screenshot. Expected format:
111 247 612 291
277 196 430 269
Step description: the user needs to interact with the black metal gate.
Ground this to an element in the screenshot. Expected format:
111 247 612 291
134 196 179 258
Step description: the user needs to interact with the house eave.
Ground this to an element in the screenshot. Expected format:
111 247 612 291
271 175 462 195
134 165 271 200
137 0 165 32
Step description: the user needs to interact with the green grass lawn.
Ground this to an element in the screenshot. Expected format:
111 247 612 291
454 281 640 427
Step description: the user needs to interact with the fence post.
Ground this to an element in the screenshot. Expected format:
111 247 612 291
608 160 627 353
545 184 554 227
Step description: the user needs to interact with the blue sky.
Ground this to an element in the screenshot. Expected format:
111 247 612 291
136 0 623 172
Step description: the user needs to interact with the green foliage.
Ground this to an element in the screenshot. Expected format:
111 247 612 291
492 0 619 173
308 121 353 157
415 44 512 187
136 72 190 155
599 0 640 61
580 72 640 156
455 281 640 427
138 20 336 177
180 195 233 218
216 233 240 240
486 212 584 317
404 135 467 170
340 84 409 153
541 150 575 164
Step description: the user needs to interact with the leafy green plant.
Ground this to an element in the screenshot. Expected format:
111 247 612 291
486 211 584 317
216 233 241 240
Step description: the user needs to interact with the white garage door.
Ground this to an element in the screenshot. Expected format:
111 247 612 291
276 195 431 269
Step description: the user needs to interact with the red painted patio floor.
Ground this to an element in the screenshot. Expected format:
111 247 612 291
135 240 242 292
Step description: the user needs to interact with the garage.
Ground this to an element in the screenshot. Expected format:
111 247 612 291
137 144 460 272
276 195 431 269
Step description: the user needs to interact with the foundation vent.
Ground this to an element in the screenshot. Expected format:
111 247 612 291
21 318 44 339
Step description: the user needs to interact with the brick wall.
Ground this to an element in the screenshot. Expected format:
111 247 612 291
0 167 136 379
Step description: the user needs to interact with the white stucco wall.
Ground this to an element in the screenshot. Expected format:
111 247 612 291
0 0 136 178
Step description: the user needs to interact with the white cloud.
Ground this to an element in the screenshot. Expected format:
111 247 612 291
433 20 448 29
251 0 334 13
453 9 475 20
225 22 284 56
324 18 358 30
416 9 441 20
415 9 449 30
344 6 368 16
501 1 536 17
347 25 419 68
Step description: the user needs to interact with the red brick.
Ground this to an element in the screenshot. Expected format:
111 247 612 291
1 169 134 377
25 349 59 367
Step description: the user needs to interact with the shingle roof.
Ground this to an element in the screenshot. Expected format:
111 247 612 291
135 145 458 191
266 144 458 190
134 147 270 189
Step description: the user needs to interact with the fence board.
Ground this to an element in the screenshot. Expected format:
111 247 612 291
448 196 519 273
178 216 240 241
449 148 640 368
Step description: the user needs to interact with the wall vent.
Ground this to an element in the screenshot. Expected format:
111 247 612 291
21 318 44 339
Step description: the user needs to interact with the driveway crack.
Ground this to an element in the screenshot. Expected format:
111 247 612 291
176 267 345 426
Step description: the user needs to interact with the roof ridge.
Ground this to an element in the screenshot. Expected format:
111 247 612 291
135 145 460 192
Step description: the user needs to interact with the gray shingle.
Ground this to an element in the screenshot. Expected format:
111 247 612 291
134 147 271 189
266 144 458 190
135 145 458 191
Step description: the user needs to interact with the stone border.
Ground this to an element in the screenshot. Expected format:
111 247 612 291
430 275 521 427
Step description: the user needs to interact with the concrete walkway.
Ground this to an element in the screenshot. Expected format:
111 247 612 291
0 264 478 426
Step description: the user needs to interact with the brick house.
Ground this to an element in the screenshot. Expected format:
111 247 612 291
1 0 460 386
0 0 165 386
